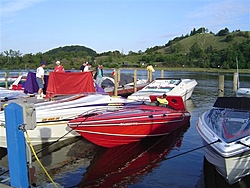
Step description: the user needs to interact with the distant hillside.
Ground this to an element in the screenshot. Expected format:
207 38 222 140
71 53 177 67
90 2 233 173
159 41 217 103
42 30 250 58
44 45 97 57
0 28 249 70
158 31 250 54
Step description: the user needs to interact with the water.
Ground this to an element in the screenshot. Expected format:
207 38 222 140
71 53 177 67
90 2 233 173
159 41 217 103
0 70 250 188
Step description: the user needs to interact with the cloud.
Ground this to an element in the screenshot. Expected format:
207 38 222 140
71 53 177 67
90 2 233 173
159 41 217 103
0 0 42 17
158 33 180 39
136 40 147 44
185 0 249 30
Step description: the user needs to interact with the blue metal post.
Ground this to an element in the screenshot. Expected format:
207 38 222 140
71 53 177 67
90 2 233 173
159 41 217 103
4 103 29 188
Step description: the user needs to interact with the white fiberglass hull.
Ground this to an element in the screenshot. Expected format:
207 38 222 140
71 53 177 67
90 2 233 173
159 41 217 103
197 111 250 184
236 88 250 98
0 120 79 148
202 142 250 185
0 94 131 148
128 78 197 102
0 88 27 101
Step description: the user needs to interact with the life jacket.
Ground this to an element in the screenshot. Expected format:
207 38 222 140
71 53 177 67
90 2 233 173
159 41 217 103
156 97 168 105
54 65 65 72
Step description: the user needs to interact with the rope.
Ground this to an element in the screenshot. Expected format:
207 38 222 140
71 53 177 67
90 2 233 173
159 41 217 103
0 116 84 177
67 139 221 187
0 136 221 187
237 141 250 148
25 130 58 188
163 139 220 161
34 111 92 155
34 125 76 155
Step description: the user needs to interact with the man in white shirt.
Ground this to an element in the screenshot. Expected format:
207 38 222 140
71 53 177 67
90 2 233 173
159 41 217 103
36 62 46 99
83 63 92 72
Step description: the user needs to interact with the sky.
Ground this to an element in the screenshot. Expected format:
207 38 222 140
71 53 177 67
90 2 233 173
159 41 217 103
0 0 249 55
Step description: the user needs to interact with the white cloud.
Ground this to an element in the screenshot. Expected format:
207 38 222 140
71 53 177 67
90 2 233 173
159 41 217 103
185 0 249 30
0 0 43 17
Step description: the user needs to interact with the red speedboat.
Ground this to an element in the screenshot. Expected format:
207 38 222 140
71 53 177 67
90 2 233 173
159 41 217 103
68 96 191 148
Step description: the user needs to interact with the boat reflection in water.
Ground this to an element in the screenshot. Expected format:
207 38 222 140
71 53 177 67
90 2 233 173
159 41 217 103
77 123 190 188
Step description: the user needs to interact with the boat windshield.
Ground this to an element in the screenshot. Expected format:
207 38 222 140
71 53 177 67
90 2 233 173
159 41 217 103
144 79 180 90
205 108 250 143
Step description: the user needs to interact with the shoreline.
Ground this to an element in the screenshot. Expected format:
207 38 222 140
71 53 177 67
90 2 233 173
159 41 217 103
0 68 249 74
112 67 250 74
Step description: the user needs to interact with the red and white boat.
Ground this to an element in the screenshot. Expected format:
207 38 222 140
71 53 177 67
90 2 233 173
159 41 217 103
68 96 191 148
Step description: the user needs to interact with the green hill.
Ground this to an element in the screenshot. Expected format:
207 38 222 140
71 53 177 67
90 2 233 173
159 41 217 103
44 45 97 57
0 29 249 70
157 31 250 54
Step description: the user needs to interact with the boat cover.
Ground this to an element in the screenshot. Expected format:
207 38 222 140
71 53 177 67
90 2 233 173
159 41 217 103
46 72 96 97
24 72 49 94
101 74 135 87
213 97 250 111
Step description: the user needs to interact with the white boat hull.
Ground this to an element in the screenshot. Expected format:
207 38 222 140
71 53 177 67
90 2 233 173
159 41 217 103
197 108 250 184
0 120 78 148
202 139 250 184
236 88 250 98
128 78 197 102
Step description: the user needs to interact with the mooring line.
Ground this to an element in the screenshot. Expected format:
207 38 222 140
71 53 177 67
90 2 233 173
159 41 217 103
163 139 221 161
0 118 81 178
0 138 221 182
0 107 105 178
67 137 221 188
237 141 250 148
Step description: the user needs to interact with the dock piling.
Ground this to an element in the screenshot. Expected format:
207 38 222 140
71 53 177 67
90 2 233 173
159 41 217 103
161 70 164 78
113 69 118 96
233 72 239 93
4 69 9 89
218 75 224 97
148 70 152 82
134 69 137 93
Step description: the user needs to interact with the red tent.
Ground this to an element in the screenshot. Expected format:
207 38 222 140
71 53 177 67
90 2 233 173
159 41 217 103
46 72 96 98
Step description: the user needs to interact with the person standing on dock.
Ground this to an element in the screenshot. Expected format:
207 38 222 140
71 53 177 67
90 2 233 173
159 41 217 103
53 61 65 72
94 64 104 87
36 62 46 99
147 64 155 81
80 61 87 72
84 63 92 72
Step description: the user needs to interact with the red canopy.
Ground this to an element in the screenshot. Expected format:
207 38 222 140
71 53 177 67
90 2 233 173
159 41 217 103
46 72 96 97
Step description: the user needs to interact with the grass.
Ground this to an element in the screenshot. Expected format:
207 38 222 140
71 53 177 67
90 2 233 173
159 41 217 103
113 67 250 74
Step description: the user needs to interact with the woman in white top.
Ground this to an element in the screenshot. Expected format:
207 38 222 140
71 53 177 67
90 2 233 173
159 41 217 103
36 62 46 99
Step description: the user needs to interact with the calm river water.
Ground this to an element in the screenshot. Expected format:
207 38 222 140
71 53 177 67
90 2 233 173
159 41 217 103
0 69 250 188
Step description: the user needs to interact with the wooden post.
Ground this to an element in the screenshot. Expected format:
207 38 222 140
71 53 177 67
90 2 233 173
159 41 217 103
113 69 118 96
134 69 137 93
148 70 152 82
161 70 164 78
233 72 239 93
5 69 9 89
117 69 121 84
147 70 149 81
218 75 224 97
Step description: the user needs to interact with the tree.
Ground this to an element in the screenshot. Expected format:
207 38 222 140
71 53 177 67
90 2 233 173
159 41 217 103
225 34 234 42
188 43 203 58
216 28 229 36
190 28 196 36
